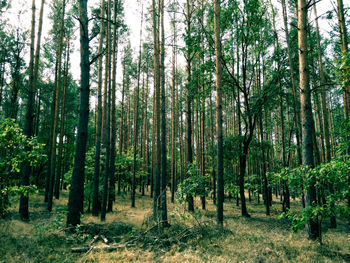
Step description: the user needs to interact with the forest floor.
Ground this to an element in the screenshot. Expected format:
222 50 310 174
1 190 350 263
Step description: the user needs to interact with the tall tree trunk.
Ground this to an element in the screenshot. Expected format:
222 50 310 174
55 40 70 200
119 57 126 156
185 0 194 212
108 0 119 212
210 90 216 205
101 0 111 222
19 0 36 221
298 0 319 240
159 0 168 225
48 0 66 212
214 0 224 225
66 0 90 227
131 4 143 208
92 0 105 217
170 2 177 204
152 0 161 222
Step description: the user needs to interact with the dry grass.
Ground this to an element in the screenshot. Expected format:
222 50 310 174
1 190 350 263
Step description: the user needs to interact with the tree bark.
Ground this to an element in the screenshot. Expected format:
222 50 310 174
108 0 119 213
55 40 70 200
101 0 112 222
19 0 36 221
131 4 143 208
152 0 161 222
170 2 177 204
48 0 66 212
159 0 168 225
66 0 90 227
297 0 319 240
185 0 194 212
214 0 224 225
92 0 105 217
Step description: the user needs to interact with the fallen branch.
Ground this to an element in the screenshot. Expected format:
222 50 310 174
71 244 134 253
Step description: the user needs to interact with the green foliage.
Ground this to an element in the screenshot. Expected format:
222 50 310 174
335 52 350 90
225 183 239 197
277 157 350 233
0 119 45 217
176 164 208 204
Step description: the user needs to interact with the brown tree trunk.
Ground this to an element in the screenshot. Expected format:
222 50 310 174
48 0 66 212
131 4 143 208
108 0 119 212
298 0 319 240
67 0 90 226
160 0 168 225
152 0 161 221
19 0 36 221
55 40 70 200
92 0 105 217
101 0 111 222
185 0 194 212
170 5 177 203
214 0 224 225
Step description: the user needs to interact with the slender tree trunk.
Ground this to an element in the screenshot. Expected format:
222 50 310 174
48 0 66 212
152 0 161 222
214 0 224 225
101 0 111 222
260 116 269 215
298 0 319 240
108 0 119 212
19 0 36 221
160 0 168 225
55 40 70 200
143 70 150 195
92 0 105 217
131 4 143 208
185 0 194 212
67 0 90 226
170 3 177 204
210 92 216 205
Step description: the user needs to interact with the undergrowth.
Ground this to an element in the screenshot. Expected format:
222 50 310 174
1 191 350 263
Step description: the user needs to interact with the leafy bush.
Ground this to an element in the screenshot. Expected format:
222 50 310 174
0 119 45 217
277 157 350 239
176 164 208 204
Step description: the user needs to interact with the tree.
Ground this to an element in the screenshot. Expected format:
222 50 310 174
101 0 112 222
67 0 90 227
152 0 161 222
19 0 37 221
297 0 319 240
47 0 66 212
92 0 105 217
160 0 168 225
214 0 224 225
184 0 194 212
131 3 143 208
